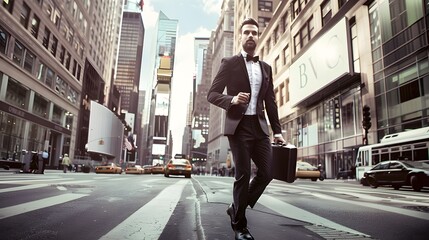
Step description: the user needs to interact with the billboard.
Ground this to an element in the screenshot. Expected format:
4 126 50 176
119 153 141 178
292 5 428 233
87 101 124 160
289 18 351 107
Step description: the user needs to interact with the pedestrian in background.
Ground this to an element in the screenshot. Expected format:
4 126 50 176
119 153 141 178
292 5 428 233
207 17 285 240
61 154 72 173
41 150 49 174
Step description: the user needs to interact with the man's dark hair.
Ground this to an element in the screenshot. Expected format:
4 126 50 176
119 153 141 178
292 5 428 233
240 17 259 30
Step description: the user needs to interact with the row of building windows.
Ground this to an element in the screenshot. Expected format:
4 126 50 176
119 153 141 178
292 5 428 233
0 25 79 107
4 0 84 82
1 72 74 131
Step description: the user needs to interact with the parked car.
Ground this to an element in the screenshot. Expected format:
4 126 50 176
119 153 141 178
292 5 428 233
164 158 192 178
362 160 429 191
295 161 321 181
125 165 144 174
95 163 122 174
142 165 153 174
152 164 165 174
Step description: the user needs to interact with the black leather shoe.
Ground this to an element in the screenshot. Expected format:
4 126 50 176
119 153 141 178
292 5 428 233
234 227 254 240
226 203 235 229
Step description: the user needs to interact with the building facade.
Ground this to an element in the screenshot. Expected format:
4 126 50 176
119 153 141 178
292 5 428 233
146 11 178 164
0 0 123 168
257 0 429 178
191 37 210 167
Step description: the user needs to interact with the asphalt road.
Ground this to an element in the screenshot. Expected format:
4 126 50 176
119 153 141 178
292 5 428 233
0 171 428 240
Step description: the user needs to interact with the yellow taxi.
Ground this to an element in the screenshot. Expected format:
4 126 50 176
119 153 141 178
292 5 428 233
164 158 192 178
152 164 165 174
142 165 153 174
95 163 122 174
295 161 321 181
125 165 144 174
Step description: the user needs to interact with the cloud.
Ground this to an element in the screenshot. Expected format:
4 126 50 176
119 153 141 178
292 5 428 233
202 0 222 15
142 1 159 28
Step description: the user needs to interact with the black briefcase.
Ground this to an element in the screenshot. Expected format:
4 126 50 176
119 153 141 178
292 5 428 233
271 143 297 183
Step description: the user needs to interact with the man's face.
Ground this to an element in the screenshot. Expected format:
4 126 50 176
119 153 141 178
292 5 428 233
240 24 259 53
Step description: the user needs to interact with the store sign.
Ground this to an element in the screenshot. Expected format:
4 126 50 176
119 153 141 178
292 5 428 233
290 18 351 107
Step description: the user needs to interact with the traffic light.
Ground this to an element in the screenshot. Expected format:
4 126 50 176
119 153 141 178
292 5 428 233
362 105 371 130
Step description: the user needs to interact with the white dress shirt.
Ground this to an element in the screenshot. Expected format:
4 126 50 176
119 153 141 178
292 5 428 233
242 51 262 116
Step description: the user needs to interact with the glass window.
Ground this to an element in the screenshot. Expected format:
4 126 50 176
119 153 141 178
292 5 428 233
45 67 54 88
283 45 290 65
76 64 82 81
321 0 332 26
55 76 67 97
341 92 356 137
37 62 46 81
350 19 360 73
59 45 65 64
2 0 15 13
5 78 29 110
43 28 50 49
28 122 46 151
20 3 31 28
31 15 40 38
33 93 49 119
52 105 63 125
12 41 24 66
72 59 77 77
399 80 420 102
65 112 73 130
23 49 35 73
51 36 58 56
65 52 71 69
68 87 78 104
0 26 10 54
259 1 273 12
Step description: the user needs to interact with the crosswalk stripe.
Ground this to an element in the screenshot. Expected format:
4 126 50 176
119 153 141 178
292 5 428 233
0 180 94 193
99 180 188 240
258 194 370 237
311 192 429 221
0 178 74 184
0 183 50 193
0 193 88 220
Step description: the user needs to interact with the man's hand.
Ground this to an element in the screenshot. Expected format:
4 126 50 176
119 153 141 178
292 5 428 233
273 136 285 145
232 92 250 105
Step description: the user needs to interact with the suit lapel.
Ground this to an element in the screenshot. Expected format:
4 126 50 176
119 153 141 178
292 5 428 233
237 53 251 90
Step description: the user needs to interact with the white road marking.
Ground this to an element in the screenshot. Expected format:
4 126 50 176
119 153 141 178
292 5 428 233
0 193 88 220
57 186 67 191
259 194 370 237
0 178 74 184
99 180 188 240
0 184 50 193
0 180 94 193
311 192 429 221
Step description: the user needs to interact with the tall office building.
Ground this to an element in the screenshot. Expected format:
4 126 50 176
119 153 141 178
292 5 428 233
0 0 122 167
190 37 210 165
233 0 281 53
146 11 178 164
206 0 235 171
115 6 144 115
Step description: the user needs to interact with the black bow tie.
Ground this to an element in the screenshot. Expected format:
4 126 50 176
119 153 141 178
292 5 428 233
246 55 259 62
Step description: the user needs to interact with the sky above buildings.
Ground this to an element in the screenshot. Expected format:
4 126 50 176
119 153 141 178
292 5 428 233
141 0 222 155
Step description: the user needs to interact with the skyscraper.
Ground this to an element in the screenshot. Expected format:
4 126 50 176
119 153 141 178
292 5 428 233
146 11 178 164
115 8 145 115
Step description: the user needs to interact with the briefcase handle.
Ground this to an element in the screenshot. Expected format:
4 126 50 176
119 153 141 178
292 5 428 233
271 142 297 148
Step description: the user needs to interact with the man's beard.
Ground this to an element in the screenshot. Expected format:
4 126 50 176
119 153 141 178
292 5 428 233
243 40 256 52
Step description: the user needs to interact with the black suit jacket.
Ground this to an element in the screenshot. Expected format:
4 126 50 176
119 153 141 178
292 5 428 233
207 53 282 136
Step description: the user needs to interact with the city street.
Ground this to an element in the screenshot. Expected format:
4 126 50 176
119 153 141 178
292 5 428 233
0 171 428 240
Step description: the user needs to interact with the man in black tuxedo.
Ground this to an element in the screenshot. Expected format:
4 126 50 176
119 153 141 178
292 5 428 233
207 17 285 240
